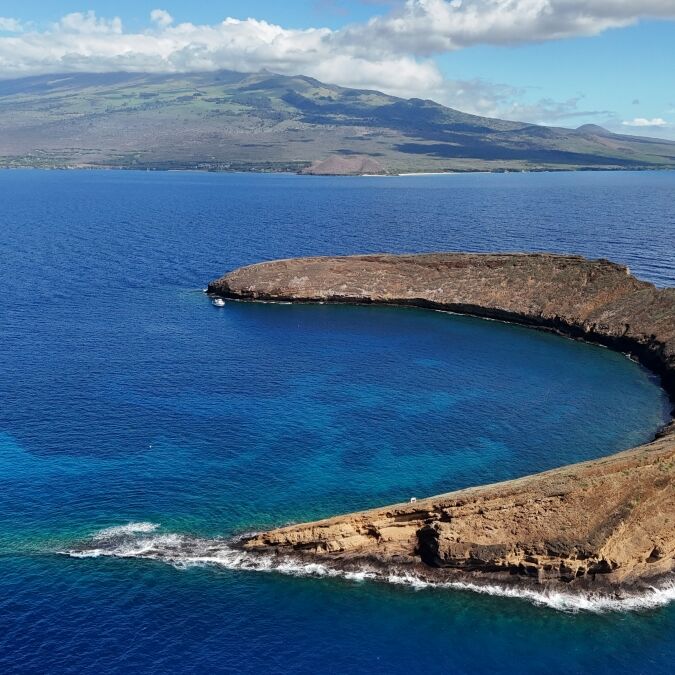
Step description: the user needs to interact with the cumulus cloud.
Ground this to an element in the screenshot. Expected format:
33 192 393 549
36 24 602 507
56 11 122 34
150 9 174 28
340 0 675 54
0 3 674 84
622 117 669 128
0 11 443 98
0 17 22 32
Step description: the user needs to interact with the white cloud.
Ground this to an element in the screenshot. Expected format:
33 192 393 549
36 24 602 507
622 117 669 127
56 11 122 34
340 0 675 54
0 17 22 32
0 3 673 85
0 12 443 98
150 9 174 28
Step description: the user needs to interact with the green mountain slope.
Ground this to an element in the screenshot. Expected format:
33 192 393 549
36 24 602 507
1 70 674 173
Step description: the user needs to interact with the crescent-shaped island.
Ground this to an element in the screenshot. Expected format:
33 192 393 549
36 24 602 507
208 253 675 591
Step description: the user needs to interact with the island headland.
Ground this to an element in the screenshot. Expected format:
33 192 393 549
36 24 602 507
208 253 675 591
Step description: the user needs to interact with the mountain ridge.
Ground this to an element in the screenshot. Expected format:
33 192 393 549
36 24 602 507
1 70 674 173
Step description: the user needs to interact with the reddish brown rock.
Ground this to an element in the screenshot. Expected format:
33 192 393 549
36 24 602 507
301 155 386 175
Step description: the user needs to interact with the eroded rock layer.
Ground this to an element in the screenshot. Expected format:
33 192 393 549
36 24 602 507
208 253 675 588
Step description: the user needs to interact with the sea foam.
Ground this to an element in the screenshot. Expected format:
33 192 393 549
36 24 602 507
63 525 675 614
91 522 160 540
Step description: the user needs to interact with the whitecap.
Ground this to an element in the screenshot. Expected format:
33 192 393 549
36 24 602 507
63 527 675 613
439 579 675 613
91 522 160 540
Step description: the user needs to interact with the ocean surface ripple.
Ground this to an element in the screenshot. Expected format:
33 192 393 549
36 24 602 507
1 170 674 674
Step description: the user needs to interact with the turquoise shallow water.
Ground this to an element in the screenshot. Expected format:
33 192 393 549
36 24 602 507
0 169 674 673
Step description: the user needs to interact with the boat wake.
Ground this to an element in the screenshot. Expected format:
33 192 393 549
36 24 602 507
62 523 675 614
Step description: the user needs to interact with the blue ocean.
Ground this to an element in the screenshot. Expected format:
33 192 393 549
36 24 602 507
1 169 674 674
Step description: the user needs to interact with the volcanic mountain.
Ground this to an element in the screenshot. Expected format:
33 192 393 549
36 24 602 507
2 70 675 173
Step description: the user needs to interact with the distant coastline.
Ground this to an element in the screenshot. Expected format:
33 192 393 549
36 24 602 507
3 163 675 176
2 71 675 175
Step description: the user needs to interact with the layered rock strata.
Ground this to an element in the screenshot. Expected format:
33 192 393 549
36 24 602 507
208 253 675 588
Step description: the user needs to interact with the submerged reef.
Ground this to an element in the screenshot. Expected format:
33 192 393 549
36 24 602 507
208 253 675 590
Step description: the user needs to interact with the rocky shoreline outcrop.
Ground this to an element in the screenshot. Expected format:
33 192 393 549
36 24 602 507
208 253 675 590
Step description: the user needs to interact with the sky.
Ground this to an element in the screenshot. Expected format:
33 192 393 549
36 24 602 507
0 1 674 138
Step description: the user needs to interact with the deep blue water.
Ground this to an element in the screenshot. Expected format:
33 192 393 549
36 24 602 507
1 169 674 674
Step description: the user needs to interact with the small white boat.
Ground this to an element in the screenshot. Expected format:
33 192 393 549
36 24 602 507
212 298 226 307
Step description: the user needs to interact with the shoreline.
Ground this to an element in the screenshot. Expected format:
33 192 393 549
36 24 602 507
3 165 675 176
208 252 675 593
62 520 675 613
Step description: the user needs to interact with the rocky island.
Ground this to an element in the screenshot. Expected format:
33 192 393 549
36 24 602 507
208 253 675 591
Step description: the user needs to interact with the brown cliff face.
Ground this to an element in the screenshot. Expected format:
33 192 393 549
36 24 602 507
208 253 675 589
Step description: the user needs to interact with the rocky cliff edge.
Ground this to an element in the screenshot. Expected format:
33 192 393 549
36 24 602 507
208 253 675 589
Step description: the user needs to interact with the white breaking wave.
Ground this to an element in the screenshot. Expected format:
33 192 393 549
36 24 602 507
91 522 160 540
63 526 675 614
438 579 675 613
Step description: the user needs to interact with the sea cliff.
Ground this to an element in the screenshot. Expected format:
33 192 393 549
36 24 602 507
208 253 675 589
